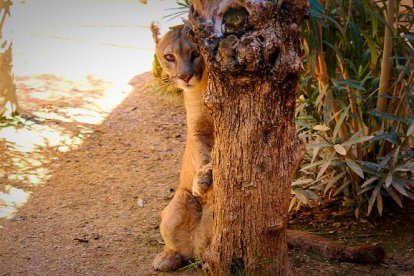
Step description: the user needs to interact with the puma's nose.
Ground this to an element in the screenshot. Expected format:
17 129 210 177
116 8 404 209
179 74 193 83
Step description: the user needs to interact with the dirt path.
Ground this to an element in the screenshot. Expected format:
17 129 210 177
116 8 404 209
1 73 413 275
0 73 187 275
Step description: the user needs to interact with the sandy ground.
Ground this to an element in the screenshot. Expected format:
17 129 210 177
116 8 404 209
0 73 187 275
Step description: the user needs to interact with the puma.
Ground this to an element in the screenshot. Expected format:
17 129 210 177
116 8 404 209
150 23 385 272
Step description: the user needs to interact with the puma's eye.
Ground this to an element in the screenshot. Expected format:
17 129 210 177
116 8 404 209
164 54 175 62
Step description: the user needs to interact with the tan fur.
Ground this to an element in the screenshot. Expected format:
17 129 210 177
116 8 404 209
151 25 384 272
151 24 214 272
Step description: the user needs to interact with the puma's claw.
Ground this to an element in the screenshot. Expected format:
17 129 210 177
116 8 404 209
192 163 213 198
153 251 182 272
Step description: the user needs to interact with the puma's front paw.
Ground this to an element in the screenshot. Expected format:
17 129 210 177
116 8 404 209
153 250 182 271
192 163 213 198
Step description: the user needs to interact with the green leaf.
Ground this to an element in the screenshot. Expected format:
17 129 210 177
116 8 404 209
396 64 411 77
379 149 395 170
368 111 407 124
361 177 379 189
306 142 332 149
407 120 414 136
333 108 348 141
342 135 374 147
361 31 379 66
395 161 414 172
392 178 408 196
376 192 383 216
324 171 346 194
359 161 381 173
390 146 400 168
292 178 314 187
303 190 321 201
334 144 347 155
308 0 324 19
336 79 366 91
370 132 398 144
385 173 393 188
316 152 335 180
407 191 414 201
333 180 350 196
346 158 364 179
367 183 381 215
385 186 403 208
403 34 414 41
301 160 329 171
293 190 310 205
313 124 331 131
289 196 297 212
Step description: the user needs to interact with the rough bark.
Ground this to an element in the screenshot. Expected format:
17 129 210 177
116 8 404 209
188 0 308 274
0 0 19 118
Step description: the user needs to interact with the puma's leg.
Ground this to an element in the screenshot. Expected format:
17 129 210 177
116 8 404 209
153 189 202 271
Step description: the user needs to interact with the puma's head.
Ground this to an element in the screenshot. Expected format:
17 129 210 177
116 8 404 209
151 22 204 92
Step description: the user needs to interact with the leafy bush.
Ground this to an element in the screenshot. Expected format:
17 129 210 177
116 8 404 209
164 0 414 216
293 0 414 216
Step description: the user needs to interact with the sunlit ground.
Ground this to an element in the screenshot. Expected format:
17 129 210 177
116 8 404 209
0 0 184 219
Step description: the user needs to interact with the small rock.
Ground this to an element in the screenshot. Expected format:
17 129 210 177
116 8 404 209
137 198 144 208
332 222 341 228
11 216 26 222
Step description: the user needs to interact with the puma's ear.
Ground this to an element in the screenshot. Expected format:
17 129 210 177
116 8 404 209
150 21 160 44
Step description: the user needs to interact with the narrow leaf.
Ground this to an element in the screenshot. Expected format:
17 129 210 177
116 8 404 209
324 171 346 194
337 79 366 91
379 149 395 169
334 180 350 196
334 144 347 155
311 147 319 164
316 152 335 180
392 179 408 196
346 158 364 179
403 34 414 41
395 161 414 172
385 173 393 188
303 190 321 201
396 65 411 77
368 111 406 123
407 190 414 201
407 120 414 136
371 132 398 144
289 197 297 212
333 109 348 141
368 183 381 215
313 125 331 131
292 178 314 186
293 190 309 205
342 135 374 147
306 142 332 149
385 186 403 208
361 177 379 188
376 193 383 216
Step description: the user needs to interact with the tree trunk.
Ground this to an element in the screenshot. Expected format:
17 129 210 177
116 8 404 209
188 1 308 274
0 0 19 118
